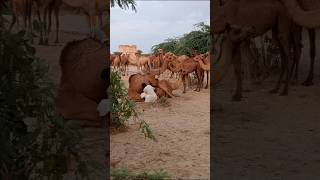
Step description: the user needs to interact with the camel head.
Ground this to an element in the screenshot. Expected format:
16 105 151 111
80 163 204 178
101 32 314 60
193 53 207 62
157 48 164 55
164 52 177 62
144 72 159 87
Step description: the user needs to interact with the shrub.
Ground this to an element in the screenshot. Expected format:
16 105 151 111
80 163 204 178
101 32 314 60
111 168 171 180
0 18 88 179
110 69 156 141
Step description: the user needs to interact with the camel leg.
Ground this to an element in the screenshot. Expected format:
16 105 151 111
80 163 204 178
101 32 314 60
279 43 290 96
289 26 302 82
54 5 60 43
205 71 209 89
27 2 33 44
302 29 316 86
182 74 187 93
99 14 103 27
9 14 17 31
46 7 53 45
36 6 44 45
232 47 242 101
162 88 174 98
194 68 203 92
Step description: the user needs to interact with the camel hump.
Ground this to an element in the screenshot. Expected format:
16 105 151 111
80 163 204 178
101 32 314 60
59 38 104 71
129 74 138 83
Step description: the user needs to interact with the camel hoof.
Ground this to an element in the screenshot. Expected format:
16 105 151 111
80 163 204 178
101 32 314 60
205 86 208 89
269 89 278 94
232 95 242 101
302 80 313 86
182 91 186 94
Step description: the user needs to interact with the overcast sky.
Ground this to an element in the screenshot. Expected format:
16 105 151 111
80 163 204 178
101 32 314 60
110 1 210 53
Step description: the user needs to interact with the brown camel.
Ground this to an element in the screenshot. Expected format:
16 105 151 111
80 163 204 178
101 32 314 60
33 0 61 45
165 53 204 93
194 52 210 88
9 0 32 31
128 72 181 101
110 53 116 64
112 54 121 71
157 79 181 98
128 72 159 102
120 53 129 76
55 38 107 127
136 53 151 71
296 0 320 86
61 0 98 37
212 0 302 100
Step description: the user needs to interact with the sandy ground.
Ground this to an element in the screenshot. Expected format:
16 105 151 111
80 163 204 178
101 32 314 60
213 29 320 180
7 14 108 179
110 67 210 179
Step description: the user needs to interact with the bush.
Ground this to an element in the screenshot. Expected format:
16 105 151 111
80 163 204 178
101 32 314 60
111 168 171 180
110 70 156 141
0 18 88 179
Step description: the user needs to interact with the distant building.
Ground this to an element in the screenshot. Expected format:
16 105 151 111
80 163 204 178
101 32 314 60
119 45 137 54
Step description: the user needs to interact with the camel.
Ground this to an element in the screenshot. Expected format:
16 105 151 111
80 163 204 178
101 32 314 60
215 0 320 29
61 0 104 38
55 38 108 127
157 79 181 98
9 0 32 31
195 53 210 71
194 52 210 88
128 72 159 102
128 72 181 102
112 54 121 71
212 0 303 100
110 53 116 64
120 53 129 75
135 53 151 71
296 0 320 86
163 52 204 93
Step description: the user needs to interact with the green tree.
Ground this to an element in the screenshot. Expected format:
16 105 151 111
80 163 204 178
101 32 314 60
151 22 210 56
137 49 142 55
111 0 137 12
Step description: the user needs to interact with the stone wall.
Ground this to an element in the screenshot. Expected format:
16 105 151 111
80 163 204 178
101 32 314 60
119 45 137 54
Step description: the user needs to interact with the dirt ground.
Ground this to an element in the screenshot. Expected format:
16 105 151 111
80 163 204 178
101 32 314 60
213 29 320 180
110 67 210 179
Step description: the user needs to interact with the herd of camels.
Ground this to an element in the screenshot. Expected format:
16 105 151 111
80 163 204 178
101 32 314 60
110 49 210 102
9 0 108 44
212 0 320 101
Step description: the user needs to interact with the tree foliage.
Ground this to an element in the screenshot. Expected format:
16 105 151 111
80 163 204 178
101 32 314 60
151 22 210 56
0 17 88 179
110 0 137 12
110 70 156 141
